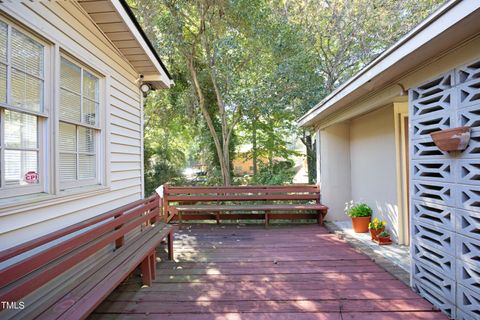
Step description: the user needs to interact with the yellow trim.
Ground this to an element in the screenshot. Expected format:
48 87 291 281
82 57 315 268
394 101 409 245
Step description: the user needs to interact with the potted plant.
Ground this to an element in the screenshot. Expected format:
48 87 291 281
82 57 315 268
368 218 386 240
375 231 392 245
346 203 372 233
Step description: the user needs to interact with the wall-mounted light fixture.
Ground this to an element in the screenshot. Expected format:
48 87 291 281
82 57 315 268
140 83 152 97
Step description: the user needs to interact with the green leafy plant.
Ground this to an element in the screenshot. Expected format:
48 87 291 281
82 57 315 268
369 218 386 230
378 231 390 238
346 203 372 218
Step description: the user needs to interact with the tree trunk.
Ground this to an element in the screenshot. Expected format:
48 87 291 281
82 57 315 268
301 131 317 184
305 134 317 184
186 56 231 186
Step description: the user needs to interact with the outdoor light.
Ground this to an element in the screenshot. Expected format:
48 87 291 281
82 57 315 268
140 83 151 96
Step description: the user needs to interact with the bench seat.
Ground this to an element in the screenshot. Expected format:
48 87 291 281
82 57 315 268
172 203 328 225
35 223 172 320
0 195 174 320
174 203 328 212
163 185 328 226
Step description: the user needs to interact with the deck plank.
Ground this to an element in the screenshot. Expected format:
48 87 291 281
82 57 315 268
90 224 447 319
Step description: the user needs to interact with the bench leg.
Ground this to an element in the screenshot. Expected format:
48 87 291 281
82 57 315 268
150 252 156 280
318 210 325 225
265 210 270 228
215 211 220 224
141 256 152 286
168 231 174 260
114 214 125 249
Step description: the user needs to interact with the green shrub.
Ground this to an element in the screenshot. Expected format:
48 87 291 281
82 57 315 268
346 203 372 218
250 160 295 185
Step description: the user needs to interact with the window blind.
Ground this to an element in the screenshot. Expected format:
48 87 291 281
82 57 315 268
59 57 99 186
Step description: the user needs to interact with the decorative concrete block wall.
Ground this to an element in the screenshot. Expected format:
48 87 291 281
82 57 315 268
410 58 480 319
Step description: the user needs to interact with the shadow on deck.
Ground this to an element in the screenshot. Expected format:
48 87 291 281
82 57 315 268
90 224 446 320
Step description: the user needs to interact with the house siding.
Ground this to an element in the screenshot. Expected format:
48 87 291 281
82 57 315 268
0 2 144 250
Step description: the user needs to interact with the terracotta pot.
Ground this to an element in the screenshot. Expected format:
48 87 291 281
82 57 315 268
369 227 385 240
351 216 371 233
430 126 471 152
376 236 392 245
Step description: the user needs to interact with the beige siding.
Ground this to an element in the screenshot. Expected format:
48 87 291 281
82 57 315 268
349 106 399 241
319 122 351 221
0 2 145 250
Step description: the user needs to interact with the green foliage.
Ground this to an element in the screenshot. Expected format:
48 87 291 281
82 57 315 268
144 156 188 196
369 218 386 230
250 160 296 185
142 74 196 195
378 231 390 238
129 0 443 188
346 203 373 218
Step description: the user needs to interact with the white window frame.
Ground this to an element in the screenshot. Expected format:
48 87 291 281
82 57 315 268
0 13 110 208
57 53 105 191
0 16 50 199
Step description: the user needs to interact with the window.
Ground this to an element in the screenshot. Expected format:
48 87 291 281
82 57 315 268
59 57 100 189
0 16 106 203
0 20 45 197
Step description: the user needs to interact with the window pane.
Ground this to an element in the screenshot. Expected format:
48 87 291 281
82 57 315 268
0 63 6 103
60 88 81 122
83 99 97 126
60 153 76 181
5 110 37 149
78 126 95 153
11 69 42 112
79 154 95 179
60 58 81 93
11 28 43 77
5 150 38 186
0 21 6 63
59 122 76 152
83 71 98 101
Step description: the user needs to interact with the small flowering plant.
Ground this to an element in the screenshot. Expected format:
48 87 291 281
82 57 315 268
368 218 386 230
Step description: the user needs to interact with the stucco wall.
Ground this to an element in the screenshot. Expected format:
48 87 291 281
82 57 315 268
349 106 399 241
319 122 351 221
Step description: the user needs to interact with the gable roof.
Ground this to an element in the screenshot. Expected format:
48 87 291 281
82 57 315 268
78 0 173 88
298 0 480 128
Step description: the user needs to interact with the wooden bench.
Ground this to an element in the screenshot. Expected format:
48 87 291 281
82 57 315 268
0 194 174 320
163 184 328 226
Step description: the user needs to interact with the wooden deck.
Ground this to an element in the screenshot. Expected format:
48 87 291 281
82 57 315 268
90 224 447 320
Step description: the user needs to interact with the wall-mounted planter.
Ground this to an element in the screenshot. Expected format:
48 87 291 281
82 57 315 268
430 126 471 152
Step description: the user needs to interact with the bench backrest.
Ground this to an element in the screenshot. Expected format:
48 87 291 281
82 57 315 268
0 194 161 308
163 185 320 220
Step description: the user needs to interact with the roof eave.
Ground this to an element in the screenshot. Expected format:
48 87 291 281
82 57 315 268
113 0 173 88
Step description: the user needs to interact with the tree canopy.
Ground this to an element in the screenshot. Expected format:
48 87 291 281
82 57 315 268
129 0 444 195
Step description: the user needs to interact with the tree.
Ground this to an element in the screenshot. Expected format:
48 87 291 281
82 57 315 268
143 73 194 195
131 0 443 187
272 0 444 183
